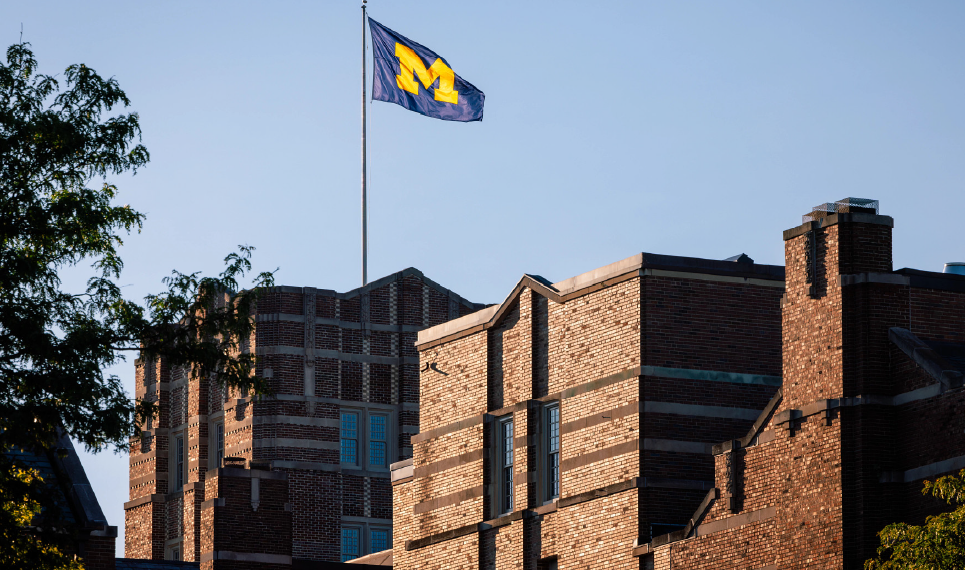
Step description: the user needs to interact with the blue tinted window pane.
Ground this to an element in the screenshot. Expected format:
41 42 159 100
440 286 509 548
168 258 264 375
341 438 358 464
370 441 386 467
371 529 389 552
341 412 358 464
371 415 386 441
341 527 360 562
341 413 357 438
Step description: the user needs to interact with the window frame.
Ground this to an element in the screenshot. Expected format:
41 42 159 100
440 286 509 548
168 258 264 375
340 405 396 472
369 412 389 469
340 525 362 562
208 421 225 470
543 402 561 503
340 411 360 466
496 415 514 516
174 435 185 489
370 526 390 553
216 422 225 468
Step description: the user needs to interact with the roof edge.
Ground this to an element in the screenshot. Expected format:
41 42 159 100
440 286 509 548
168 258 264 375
51 428 110 530
889 327 965 388
270 267 483 309
417 253 785 348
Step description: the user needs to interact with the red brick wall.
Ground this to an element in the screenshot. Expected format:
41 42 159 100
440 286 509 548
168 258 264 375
643 275 783 375
82 535 117 570
127 271 477 562
201 467 291 570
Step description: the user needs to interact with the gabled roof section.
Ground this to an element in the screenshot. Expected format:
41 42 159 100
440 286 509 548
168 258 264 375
272 267 485 311
890 327 965 389
417 253 785 349
5 428 113 534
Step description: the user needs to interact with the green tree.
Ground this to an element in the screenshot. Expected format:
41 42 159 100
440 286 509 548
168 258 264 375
866 469 965 569
0 43 274 568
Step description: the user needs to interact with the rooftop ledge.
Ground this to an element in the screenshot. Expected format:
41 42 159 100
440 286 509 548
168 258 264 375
416 252 785 349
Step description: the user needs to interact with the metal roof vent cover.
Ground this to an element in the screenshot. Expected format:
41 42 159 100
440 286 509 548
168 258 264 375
803 198 879 223
944 262 965 276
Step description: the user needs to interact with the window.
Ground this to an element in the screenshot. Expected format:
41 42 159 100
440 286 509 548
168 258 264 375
545 403 560 501
215 423 225 468
341 412 359 465
370 414 387 467
340 407 394 469
169 547 180 561
499 417 514 514
341 527 361 562
175 436 185 487
371 528 389 553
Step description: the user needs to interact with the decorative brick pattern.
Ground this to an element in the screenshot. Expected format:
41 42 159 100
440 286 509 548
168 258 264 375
126 269 480 564
396 253 785 569
637 207 965 569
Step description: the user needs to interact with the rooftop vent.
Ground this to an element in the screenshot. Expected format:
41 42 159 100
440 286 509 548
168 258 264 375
803 197 879 223
945 263 965 276
724 253 754 263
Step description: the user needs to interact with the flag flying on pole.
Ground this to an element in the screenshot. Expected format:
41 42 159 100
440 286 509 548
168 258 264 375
369 18 485 122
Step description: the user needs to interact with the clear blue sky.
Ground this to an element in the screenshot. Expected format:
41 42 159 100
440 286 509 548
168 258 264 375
4 1 964 556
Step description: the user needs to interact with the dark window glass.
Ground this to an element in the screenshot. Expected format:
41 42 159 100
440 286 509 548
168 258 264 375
341 412 358 464
371 528 389 552
216 423 225 467
370 415 387 467
501 419 514 513
546 405 560 499
341 527 360 562
176 436 184 487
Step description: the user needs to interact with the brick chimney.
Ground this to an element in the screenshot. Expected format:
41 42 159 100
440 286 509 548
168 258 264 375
200 462 292 570
780 198 896 410
780 198 906 565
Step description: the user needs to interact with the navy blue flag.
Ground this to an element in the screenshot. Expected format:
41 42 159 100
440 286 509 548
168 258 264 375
369 18 485 122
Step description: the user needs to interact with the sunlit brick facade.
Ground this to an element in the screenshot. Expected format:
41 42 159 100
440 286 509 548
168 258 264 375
391 253 786 569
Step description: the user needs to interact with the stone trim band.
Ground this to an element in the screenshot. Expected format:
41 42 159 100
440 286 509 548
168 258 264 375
412 485 484 515
405 476 713 551
633 498 777 556
880 453 965 483
414 365 777 444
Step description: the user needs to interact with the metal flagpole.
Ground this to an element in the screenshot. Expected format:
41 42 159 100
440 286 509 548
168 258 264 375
361 0 368 286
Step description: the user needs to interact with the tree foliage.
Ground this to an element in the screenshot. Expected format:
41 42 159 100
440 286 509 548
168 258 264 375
866 469 965 569
0 43 274 568
0 466 84 570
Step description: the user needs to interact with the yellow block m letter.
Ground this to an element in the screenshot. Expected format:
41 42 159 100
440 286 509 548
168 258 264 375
394 43 459 104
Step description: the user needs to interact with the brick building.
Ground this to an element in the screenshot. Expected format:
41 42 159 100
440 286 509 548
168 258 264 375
632 199 965 568
124 268 483 567
390 251 787 569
